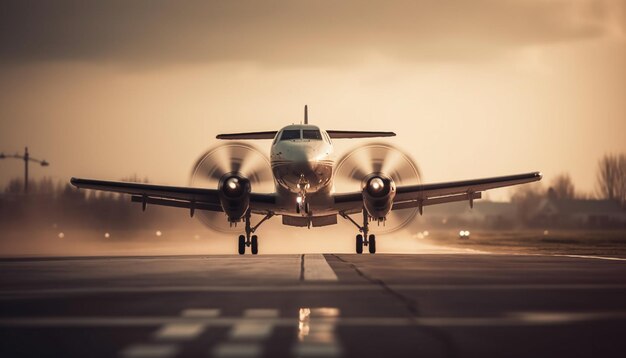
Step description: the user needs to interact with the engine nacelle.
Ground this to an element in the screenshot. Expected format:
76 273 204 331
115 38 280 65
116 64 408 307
218 174 251 222
362 174 396 220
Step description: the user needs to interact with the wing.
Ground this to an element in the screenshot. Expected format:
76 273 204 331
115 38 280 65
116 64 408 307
333 172 542 214
70 178 276 214
215 130 395 140
216 131 277 140
326 130 396 139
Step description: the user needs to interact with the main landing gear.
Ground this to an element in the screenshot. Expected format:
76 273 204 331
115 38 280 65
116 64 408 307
355 234 376 254
340 208 377 254
237 210 273 255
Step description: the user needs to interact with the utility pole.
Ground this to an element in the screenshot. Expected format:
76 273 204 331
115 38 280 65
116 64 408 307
24 147 29 194
0 147 49 194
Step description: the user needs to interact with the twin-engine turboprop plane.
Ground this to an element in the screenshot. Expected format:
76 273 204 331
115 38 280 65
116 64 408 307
71 106 542 254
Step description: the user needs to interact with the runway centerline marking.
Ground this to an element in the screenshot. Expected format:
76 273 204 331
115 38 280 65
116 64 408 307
303 254 338 281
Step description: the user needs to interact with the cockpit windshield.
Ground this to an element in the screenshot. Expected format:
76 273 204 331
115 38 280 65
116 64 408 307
302 130 322 140
280 130 301 141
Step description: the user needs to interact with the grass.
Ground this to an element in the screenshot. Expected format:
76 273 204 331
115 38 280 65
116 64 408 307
430 229 626 256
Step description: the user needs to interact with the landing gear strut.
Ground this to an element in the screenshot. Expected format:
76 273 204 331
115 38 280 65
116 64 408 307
340 208 377 255
237 210 273 255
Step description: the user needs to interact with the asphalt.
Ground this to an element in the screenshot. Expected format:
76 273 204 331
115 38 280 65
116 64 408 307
1 253 625 357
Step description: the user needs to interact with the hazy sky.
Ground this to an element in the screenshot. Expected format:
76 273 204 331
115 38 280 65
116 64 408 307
0 0 624 200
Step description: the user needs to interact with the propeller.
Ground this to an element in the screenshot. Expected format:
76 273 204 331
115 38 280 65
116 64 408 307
335 142 421 234
189 142 273 232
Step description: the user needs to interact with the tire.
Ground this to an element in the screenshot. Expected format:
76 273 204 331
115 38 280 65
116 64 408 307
368 235 376 254
356 234 363 254
238 235 246 255
251 235 258 255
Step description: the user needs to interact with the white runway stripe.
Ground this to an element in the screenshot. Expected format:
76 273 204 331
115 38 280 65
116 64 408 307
3 312 626 328
181 308 220 318
212 343 262 358
229 322 273 340
507 252 626 261
243 309 279 318
550 254 626 261
294 344 342 357
154 323 205 340
303 254 338 281
213 308 277 357
120 344 179 358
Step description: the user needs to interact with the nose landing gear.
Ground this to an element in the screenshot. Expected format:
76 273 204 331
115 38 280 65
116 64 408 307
295 200 310 215
295 174 311 216
341 208 378 254
237 210 273 255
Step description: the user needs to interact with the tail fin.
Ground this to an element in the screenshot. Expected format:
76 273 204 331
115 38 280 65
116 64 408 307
304 105 308 124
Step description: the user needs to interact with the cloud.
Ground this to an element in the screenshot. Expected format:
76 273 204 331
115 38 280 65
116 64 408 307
0 0 621 66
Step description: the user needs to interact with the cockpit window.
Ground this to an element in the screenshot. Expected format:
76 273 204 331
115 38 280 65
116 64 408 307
302 130 322 140
280 130 301 141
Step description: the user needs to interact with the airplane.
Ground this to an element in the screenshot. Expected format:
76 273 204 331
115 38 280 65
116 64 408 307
71 106 542 255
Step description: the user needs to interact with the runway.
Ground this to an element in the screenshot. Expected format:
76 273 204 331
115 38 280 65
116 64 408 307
1 253 626 357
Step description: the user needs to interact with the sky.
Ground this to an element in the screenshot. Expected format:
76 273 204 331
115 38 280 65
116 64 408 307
0 0 625 201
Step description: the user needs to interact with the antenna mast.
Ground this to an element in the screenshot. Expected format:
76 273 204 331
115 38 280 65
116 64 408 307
304 105 308 124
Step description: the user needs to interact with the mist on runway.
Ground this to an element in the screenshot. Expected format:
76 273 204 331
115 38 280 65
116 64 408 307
0 224 476 257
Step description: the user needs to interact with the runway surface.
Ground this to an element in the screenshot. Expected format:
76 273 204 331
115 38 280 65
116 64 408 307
1 253 626 357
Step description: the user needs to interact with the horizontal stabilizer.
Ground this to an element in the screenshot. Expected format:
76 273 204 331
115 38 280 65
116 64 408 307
327 130 396 139
216 131 277 140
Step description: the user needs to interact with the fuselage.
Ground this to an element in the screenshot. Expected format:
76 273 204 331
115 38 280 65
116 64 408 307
270 124 336 216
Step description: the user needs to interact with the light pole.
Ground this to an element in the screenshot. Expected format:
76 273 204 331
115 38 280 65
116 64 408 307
0 147 49 194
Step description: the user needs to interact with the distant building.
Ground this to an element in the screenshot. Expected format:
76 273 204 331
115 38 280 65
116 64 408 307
412 200 518 230
531 197 626 229
409 195 626 231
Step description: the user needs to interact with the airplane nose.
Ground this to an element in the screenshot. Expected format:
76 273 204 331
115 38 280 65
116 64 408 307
292 147 320 170
271 142 332 193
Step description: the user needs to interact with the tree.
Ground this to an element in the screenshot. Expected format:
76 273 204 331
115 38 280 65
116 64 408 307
596 153 626 205
5 178 23 194
550 173 576 200
511 182 544 223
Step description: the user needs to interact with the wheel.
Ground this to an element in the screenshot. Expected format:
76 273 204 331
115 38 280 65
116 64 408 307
238 235 246 255
368 235 376 254
251 235 258 255
356 234 363 254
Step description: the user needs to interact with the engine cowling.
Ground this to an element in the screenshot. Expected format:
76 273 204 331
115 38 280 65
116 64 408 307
362 174 396 220
218 174 251 222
